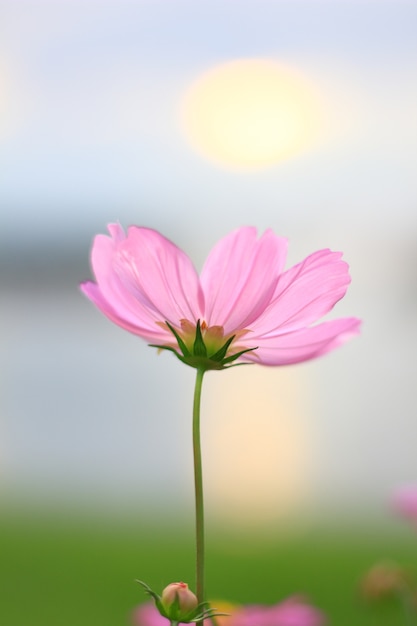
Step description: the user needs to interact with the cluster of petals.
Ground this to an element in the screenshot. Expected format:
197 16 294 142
133 598 325 626
391 485 417 527
81 224 360 367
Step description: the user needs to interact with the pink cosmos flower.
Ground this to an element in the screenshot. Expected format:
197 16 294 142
132 598 326 626
81 225 360 369
392 485 417 527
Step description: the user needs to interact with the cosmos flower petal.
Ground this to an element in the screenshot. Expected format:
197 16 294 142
234 598 326 626
107 222 126 242
83 227 162 334
252 249 352 335
118 226 204 322
242 317 361 366
200 227 288 333
84 224 204 337
80 281 169 343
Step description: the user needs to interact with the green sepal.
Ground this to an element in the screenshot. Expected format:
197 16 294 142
150 320 258 372
210 334 236 362
149 343 258 371
221 346 258 366
167 593 183 621
136 580 169 619
193 320 207 358
136 580 168 619
165 322 191 357
191 604 230 622
148 344 187 364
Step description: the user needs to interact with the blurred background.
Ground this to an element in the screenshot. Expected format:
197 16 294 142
1 1 417 625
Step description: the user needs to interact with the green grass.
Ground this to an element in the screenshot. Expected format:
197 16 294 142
0 510 416 626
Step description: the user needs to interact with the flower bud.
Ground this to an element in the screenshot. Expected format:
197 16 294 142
161 582 198 620
360 561 412 601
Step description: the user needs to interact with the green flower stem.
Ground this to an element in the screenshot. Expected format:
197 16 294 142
193 368 206 606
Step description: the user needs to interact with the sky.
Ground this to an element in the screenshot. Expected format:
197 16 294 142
1 0 416 242
1 0 417 525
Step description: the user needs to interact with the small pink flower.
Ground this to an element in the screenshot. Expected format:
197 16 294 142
81 225 360 369
264 597 326 626
230 598 325 626
133 598 325 626
392 485 417 526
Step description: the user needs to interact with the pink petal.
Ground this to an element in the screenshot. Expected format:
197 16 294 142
200 227 288 334
268 597 326 626
107 222 126 242
392 485 417 522
252 250 352 336
120 226 204 321
242 318 362 365
84 226 162 335
84 224 203 338
231 600 325 626
132 603 170 626
80 282 169 343
232 606 267 626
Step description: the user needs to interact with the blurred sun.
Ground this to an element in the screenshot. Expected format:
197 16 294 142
181 58 322 169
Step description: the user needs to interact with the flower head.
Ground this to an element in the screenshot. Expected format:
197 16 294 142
81 225 360 370
161 582 198 620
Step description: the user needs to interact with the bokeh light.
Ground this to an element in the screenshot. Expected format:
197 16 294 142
181 59 322 169
205 367 312 525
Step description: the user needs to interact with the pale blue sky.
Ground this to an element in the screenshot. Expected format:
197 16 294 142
1 0 416 245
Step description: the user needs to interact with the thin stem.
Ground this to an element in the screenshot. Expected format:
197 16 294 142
193 368 205 606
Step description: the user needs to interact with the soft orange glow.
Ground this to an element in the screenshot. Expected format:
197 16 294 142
181 58 322 169
204 367 313 526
